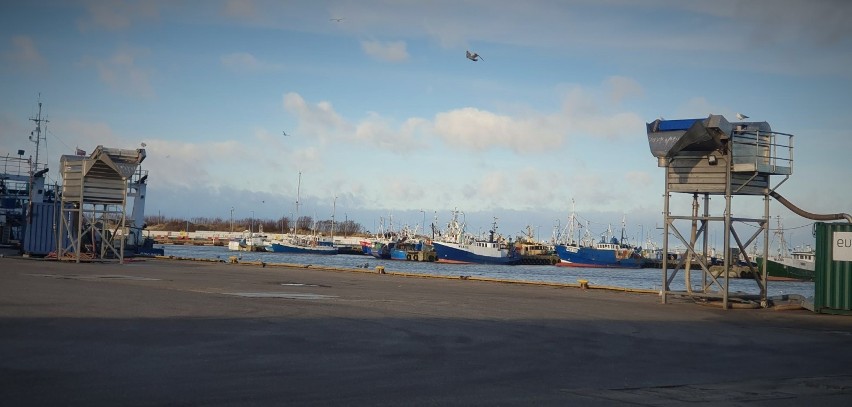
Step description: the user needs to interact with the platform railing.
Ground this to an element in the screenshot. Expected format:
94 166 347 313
730 130 793 175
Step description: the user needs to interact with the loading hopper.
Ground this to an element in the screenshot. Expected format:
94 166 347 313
646 115 732 166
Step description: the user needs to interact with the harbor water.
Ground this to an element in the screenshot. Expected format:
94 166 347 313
160 245 815 299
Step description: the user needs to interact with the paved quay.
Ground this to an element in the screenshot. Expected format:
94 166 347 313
1 257 851 406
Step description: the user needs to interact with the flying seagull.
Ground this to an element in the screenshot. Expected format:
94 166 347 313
330 18 344 22
466 50 482 61
282 131 291 137
736 113 749 120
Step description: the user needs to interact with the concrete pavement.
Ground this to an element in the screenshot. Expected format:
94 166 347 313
1 257 851 405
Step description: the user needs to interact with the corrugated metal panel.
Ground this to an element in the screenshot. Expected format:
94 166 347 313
665 154 769 195
814 222 852 315
23 202 59 256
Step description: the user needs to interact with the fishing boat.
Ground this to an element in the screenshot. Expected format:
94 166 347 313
554 207 643 268
228 229 268 252
359 239 373 255
266 235 337 255
555 238 643 269
265 172 338 255
755 217 814 281
432 211 520 265
384 225 432 261
370 239 394 259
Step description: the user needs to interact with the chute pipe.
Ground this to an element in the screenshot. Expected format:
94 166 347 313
769 191 852 223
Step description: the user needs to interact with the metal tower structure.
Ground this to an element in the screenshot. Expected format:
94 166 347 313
646 115 793 309
57 146 146 263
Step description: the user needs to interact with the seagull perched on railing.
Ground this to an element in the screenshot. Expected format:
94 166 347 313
736 113 749 120
466 50 482 61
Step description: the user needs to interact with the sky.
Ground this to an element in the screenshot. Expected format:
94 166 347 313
1 0 851 249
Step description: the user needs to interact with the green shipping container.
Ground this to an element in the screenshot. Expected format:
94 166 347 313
814 222 852 315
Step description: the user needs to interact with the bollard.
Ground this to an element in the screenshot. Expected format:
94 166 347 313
375 266 385 274
577 279 589 289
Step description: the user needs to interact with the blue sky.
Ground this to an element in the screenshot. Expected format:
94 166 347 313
2 0 851 248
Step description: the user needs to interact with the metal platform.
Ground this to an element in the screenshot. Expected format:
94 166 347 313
646 114 795 309
56 146 146 262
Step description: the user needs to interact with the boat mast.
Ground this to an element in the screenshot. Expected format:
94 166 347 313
331 196 336 242
29 95 48 175
293 171 301 238
567 199 578 245
773 215 788 260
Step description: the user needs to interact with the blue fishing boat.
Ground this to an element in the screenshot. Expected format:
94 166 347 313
266 171 337 255
359 240 373 255
432 211 520 265
370 240 393 259
390 240 424 260
554 208 642 268
554 239 643 268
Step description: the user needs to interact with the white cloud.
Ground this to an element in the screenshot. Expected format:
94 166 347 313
386 177 427 203
458 173 506 213
625 170 654 187
85 47 155 98
222 0 259 21
606 76 644 104
2 36 45 71
77 0 160 31
432 107 565 153
288 146 322 172
361 40 409 62
282 92 352 142
353 113 427 153
558 82 646 141
220 52 282 73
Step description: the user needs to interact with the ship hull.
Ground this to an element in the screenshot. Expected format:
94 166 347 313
554 244 642 269
756 256 814 282
433 241 520 265
267 242 337 255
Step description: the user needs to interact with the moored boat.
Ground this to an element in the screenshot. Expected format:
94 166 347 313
267 171 338 255
756 248 814 281
755 217 814 281
432 211 520 265
359 240 373 255
555 239 643 268
228 231 268 252
266 235 338 255
553 207 643 268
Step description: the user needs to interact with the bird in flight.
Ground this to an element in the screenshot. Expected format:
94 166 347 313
466 50 482 61
330 18 344 22
736 113 749 120
282 131 291 137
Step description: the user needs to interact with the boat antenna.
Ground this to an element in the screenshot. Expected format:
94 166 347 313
29 94 48 175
